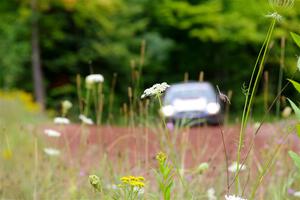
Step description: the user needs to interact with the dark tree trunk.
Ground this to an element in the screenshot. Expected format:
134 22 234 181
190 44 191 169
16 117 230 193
31 0 45 111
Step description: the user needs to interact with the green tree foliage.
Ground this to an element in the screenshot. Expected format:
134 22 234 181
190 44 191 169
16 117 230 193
147 0 300 111
0 1 31 88
1 0 300 114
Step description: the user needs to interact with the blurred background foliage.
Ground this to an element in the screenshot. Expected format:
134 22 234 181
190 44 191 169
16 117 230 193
1 0 300 117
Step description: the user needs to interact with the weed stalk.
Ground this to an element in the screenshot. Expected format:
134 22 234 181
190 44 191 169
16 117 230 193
235 18 276 193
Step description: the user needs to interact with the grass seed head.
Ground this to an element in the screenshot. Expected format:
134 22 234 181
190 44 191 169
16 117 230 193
269 0 294 8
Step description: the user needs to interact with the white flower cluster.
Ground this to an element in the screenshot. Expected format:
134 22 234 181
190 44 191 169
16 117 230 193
44 129 61 137
228 162 246 173
54 117 70 125
207 188 217 200
79 114 94 125
44 148 60 156
62 100 72 115
225 194 247 200
141 82 170 99
85 74 104 89
294 191 300 197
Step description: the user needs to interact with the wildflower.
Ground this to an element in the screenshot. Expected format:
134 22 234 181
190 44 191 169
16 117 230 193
44 148 60 156
141 82 170 99
294 191 300 197
207 188 217 200
44 129 61 137
136 176 145 181
89 175 102 192
2 149 12 160
85 74 104 89
265 12 283 21
120 175 145 188
79 114 94 125
288 188 295 195
282 106 292 118
79 170 86 177
196 162 209 174
166 122 174 131
130 180 145 188
225 194 247 200
62 100 72 116
228 162 246 173
54 117 70 125
156 151 167 163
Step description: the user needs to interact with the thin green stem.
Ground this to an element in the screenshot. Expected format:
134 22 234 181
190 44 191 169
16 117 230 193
156 94 187 193
84 88 91 116
276 37 285 117
229 79 292 190
157 95 167 130
235 18 276 192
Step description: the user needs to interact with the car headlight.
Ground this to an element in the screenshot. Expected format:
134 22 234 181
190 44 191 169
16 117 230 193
206 102 220 114
161 105 175 117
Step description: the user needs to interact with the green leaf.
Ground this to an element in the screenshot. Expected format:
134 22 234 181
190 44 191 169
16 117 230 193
288 79 300 93
296 123 300 138
291 32 300 48
298 57 300 72
289 151 300 170
287 98 300 120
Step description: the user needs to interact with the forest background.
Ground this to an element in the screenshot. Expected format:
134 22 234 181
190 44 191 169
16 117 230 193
1 0 300 119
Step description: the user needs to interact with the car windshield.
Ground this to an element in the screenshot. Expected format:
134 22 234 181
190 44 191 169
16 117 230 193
164 83 217 104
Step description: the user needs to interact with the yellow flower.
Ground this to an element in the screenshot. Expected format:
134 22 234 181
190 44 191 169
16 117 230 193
132 181 145 188
120 176 130 183
156 151 167 163
2 149 13 160
137 176 145 181
119 175 145 188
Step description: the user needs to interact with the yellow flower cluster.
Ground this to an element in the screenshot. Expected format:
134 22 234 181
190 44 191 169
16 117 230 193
0 90 40 112
156 151 167 163
120 176 145 188
2 149 13 160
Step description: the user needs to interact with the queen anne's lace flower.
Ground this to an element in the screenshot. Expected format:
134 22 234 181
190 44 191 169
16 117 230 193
54 117 70 125
86 74 104 89
62 100 72 115
44 129 61 137
79 114 94 125
44 148 60 156
207 188 217 200
141 82 170 99
228 162 246 173
294 191 300 197
225 194 247 200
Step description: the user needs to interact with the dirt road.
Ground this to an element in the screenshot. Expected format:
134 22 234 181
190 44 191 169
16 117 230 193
42 121 299 172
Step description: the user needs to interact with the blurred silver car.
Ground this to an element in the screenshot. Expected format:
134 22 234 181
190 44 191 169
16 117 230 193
161 82 223 125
